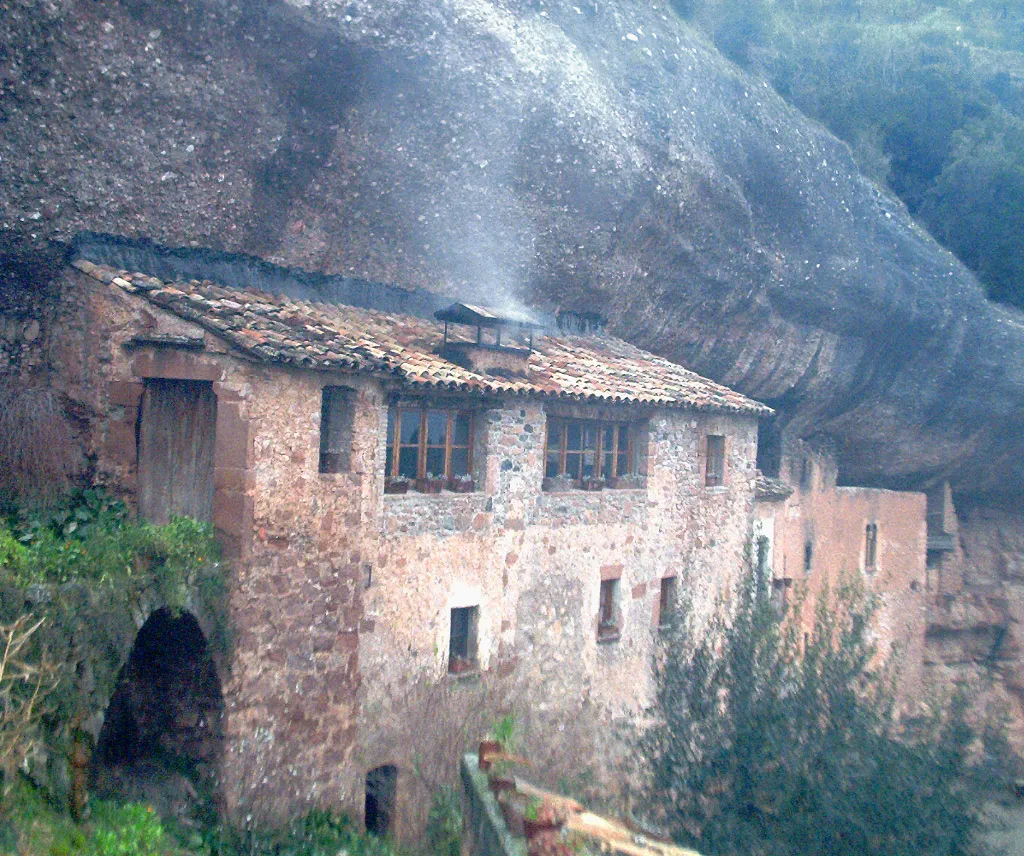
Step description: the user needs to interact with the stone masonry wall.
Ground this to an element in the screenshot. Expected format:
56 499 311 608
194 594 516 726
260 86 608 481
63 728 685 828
45 267 761 832
358 397 759 822
756 443 928 698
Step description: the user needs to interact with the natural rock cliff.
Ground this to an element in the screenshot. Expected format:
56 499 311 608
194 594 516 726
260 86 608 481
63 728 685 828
1 0 1022 499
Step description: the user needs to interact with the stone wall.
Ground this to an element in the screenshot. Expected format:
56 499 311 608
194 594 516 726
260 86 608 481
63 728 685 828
755 442 928 698
43 266 760 831
924 500 1024 749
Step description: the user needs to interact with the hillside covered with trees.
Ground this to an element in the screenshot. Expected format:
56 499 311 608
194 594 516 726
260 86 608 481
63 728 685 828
675 0 1024 310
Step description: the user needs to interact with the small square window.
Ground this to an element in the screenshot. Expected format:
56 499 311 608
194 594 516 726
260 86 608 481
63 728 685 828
864 523 878 569
319 386 353 473
705 435 726 487
448 606 479 674
658 577 677 630
598 578 621 641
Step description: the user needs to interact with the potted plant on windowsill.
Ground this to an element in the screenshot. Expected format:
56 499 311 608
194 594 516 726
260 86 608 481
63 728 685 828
384 476 410 494
449 473 475 493
581 476 605 491
542 474 574 493
611 472 646 490
416 472 446 494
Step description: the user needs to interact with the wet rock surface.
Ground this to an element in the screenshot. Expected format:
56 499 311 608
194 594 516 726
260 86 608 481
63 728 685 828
1 0 1022 497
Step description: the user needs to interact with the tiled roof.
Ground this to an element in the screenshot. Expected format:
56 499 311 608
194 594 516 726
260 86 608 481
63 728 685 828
72 258 770 415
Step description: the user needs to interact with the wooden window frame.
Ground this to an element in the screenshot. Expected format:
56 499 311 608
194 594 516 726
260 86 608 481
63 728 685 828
386 404 475 481
544 418 637 485
705 434 726 487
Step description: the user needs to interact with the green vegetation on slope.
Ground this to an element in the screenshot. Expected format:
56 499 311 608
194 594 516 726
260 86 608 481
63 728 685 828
673 0 1024 310
643 572 1015 856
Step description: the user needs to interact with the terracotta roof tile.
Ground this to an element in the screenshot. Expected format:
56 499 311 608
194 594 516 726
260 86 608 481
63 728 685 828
73 259 770 416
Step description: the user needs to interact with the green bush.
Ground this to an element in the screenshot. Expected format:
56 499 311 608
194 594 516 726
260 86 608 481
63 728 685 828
643 572 986 856
425 786 462 856
82 802 166 856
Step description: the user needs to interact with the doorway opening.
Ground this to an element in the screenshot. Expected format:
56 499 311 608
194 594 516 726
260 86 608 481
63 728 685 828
365 764 398 836
92 608 224 825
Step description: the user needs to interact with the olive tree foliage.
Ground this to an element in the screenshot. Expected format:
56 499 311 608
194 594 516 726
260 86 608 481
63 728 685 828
641 574 985 856
670 0 1024 310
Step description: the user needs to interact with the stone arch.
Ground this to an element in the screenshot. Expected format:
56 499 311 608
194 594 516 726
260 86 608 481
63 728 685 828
91 607 225 823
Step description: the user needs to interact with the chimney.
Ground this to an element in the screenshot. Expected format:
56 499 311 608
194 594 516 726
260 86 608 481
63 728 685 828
434 303 544 379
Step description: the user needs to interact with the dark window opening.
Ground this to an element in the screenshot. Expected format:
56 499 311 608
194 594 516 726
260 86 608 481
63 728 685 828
386 405 474 486
705 435 726 487
658 577 677 630
92 609 224 823
800 457 814 491
448 606 479 674
319 386 354 473
598 578 621 641
365 764 398 836
544 417 640 486
771 578 792 615
138 379 216 524
864 523 878 569
804 540 814 574
756 418 782 477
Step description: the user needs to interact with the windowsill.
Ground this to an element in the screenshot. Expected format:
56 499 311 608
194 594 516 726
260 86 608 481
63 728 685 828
447 663 480 681
384 488 482 498
596 629 621 644
704 485 730 495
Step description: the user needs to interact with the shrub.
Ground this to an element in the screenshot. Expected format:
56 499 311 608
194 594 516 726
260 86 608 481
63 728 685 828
642 572 985 856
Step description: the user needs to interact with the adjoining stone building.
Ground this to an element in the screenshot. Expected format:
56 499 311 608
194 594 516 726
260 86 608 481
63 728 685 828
753 439 929 696
48 255 769 833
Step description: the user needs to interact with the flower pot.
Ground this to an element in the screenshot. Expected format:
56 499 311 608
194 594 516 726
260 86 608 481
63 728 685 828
416 477 445 494
449 477 475 493
488 775 515 796
581 477 604 491
384 478 410 494
478 739 501 770
524 819 563 839
542 476 574 493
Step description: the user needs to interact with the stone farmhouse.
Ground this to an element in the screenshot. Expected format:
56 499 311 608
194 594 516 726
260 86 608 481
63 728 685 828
50 255 770 832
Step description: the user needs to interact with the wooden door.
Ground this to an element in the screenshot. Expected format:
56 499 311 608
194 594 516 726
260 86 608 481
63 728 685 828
138 379 216 524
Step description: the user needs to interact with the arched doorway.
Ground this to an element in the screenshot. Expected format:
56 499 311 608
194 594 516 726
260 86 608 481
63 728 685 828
92 608 224 825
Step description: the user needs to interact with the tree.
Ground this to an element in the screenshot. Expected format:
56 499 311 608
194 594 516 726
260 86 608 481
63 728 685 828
642 573 984 856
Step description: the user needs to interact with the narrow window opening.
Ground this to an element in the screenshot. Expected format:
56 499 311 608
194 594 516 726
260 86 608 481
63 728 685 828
804 540 814 574
598 578 621 641
864 523 878 570
365 764 398 836
448 606 479 674
705 435 726 487
800 457 814 491
864 522 880 569
658 577 677 630
319 386 354 474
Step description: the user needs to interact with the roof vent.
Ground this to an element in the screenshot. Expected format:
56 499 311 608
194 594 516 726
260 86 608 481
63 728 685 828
434 302 544 378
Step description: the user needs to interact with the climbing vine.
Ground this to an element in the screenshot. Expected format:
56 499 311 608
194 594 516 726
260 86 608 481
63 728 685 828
0 489 227 810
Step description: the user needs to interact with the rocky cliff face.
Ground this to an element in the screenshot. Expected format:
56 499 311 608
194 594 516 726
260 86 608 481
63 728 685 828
2 0 1022 498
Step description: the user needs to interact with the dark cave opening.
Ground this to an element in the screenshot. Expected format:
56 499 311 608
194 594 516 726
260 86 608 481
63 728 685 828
92 608 224 823
365 764 398 836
